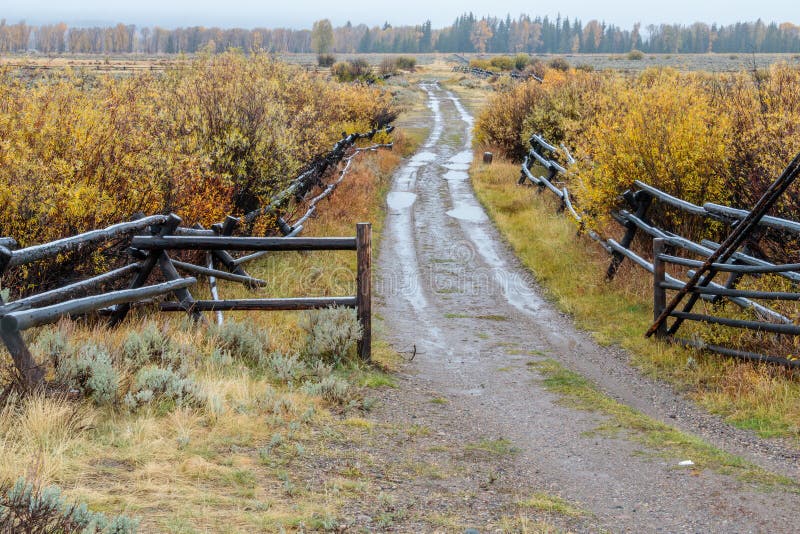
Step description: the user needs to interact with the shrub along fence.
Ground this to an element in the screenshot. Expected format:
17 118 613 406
517 133 800 368
0 126 393 387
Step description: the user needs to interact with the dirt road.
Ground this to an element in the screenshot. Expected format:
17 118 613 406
374 82 800 532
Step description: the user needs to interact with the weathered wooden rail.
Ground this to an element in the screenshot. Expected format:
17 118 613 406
131 223 372 360
0 218 199 385
451 65 543 83
516 132 800 367
0 126 392 386
242 127 394 226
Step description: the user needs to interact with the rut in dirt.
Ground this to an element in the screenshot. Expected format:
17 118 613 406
375 82 800 533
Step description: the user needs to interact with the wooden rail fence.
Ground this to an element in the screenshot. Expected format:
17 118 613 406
451 65 543 83
517 133 800 368
0 125 392 386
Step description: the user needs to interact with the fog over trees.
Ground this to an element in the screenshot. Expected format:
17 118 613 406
1 13 799 54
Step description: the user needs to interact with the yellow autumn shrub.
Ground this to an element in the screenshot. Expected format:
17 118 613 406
720 66 800 238
0 51 394 250
0 51 395 292
476 64 800 247
475 78 547 159
575 68 732 237
475 68 606 160
476 63 800 356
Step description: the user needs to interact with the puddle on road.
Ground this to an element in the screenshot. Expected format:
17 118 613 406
409 151 438 166
438 90 545 316
422 84 444 148
443 163 470 171
394 167 418 191
449 150 473 164
386 84 544 330
383 83 445 314
446 91 475 145
444 170 469 181
442 151 473 172
468 223 544 315
446 205 488 222
387 191 417 210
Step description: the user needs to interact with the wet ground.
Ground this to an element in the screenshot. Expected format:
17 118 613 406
374 82 800 532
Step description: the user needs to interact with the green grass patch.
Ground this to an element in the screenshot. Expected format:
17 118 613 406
475 314 509 321
359 371 397 388
466 438 520 456
518 492 585 517
529 359 797 490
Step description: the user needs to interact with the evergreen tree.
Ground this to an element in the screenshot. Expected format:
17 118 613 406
420 20 432 53
358 27 372 53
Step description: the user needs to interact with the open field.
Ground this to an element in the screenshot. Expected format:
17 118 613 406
465 52 800 72
4 51 800 76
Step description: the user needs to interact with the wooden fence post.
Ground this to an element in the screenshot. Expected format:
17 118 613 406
607 190 652 280
0 246 45 387
188 223 224 326
212 216 251 278
356 223 372 361
156 251 206 325
653 238 668 338
109 213 182 327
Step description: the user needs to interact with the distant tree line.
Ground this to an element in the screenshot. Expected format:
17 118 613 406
433 14 800 54
1 14 799 55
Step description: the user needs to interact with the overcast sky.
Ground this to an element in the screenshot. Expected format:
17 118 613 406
3 0 797 30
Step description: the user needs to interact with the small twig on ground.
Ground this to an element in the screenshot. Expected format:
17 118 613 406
396 344 419 362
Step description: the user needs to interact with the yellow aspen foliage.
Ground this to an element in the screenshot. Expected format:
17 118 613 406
576 68 731 236
476 64 800 249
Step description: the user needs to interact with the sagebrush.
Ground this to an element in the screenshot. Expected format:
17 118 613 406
0 476 138 533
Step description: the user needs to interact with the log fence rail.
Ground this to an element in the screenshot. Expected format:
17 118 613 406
451 65 543 83
515 132 800 368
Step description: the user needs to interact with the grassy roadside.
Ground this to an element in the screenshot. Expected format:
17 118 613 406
469 157 800 443
529 358 797 490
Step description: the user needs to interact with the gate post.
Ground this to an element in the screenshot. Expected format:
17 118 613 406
607 190 652 280
356 223 372 361
0 246 44 387
653 238 668 338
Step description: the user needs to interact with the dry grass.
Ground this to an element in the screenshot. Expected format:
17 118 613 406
470 156 800 442
0 392 92 484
